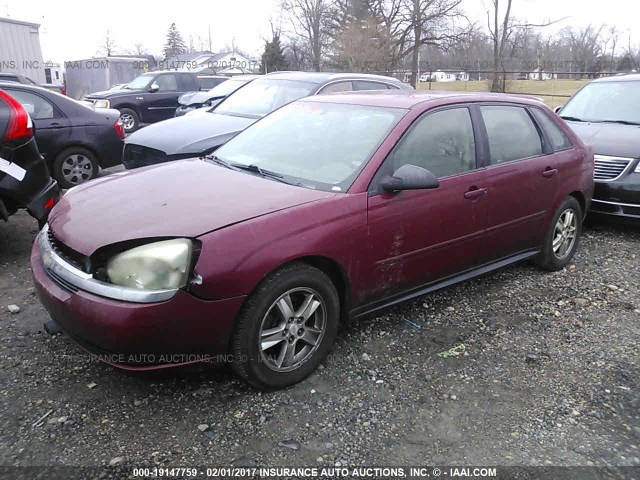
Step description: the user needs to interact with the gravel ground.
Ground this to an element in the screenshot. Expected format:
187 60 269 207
0 207 638 475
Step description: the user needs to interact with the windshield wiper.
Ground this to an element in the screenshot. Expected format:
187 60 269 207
205 154 235 170
559 115 584 122
229 162 303 186
596 119 640 126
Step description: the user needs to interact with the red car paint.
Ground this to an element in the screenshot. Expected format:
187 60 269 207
31 91 594 369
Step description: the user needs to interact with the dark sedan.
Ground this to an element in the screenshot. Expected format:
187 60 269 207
0 83 125 188
33 91 593 390
557 73 640 220
123 71 412 169
175 75 259 117
0 89 59 226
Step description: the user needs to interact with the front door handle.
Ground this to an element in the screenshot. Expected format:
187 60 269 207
542 168 558 178
49 123 64 129
463 187 487 200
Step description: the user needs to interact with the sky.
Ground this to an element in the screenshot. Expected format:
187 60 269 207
2 0 638 65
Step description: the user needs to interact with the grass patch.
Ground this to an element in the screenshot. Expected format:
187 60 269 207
416 79 590 108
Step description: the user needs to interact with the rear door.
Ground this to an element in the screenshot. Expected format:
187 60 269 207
476 103 559 260
365 105 489 301
3 88 70 162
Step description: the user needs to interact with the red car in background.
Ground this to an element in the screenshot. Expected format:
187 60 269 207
31 91 593 390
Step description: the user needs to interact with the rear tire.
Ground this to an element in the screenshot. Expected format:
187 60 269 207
231 263 340 391
119 108 139 133
52 147 99 189
533 196 582 271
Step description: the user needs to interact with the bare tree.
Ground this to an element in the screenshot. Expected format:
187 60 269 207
486 0 562 91
560 24 606 78
98 30 117 56
280 0 334 71
125 42 148 56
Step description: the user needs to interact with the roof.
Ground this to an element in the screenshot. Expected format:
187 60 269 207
591 73 640 83
299 89 548 110
263 71 404 84
0 17 40 28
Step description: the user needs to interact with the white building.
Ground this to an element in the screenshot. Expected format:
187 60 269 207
44 62 64 86
528 68 557 81
419 70 467 82
0 17 46 83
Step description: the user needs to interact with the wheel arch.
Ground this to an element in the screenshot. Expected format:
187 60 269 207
568 191 587 220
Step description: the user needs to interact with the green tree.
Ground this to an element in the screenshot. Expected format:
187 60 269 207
260 29 290 73
163 23 187 60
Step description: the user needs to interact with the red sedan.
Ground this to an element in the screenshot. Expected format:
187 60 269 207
31 91 594 390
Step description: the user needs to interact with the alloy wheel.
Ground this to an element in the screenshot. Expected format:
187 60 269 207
259 287 327 372
552 208 577 260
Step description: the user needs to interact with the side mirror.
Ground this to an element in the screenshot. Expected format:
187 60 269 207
380 164 440 192
553 106 562 114
149 83 160 93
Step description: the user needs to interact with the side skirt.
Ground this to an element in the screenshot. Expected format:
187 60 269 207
350 250 539 319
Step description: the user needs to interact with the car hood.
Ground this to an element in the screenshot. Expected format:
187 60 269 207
125 112 256 155
179 91 224 106
85 88 146 99
566 121 640 158
47 159 334 256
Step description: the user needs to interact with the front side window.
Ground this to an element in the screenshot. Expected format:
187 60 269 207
480 105 542 164
389 107 477 178
155 74 178 91
213 101 407 192
318 81 353 94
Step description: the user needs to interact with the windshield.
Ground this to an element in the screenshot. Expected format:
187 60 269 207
125 74 155 89
189 78 251 104
214 78 318 118
560 81 640 124
213 101 407 192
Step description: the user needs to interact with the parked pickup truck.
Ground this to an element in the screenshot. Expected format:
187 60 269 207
84 71 202 133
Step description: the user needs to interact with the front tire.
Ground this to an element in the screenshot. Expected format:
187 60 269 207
533 196 582 271
52 147 99 189
231 263 340 390
119 108 139 133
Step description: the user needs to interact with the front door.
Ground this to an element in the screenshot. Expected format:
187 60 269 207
365 106 489 303
142 73 180 123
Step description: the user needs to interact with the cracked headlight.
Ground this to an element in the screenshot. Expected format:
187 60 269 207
106 239 193 291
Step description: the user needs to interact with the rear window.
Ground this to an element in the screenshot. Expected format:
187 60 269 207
531 108 573 151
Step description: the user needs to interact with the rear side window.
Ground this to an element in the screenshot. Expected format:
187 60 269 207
530 108 573 151
353 80 391 91
5 90 55 119
480 105 542 164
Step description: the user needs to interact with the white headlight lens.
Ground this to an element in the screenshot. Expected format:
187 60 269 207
106 239 193 291
94 100 110 108
635 160 640 173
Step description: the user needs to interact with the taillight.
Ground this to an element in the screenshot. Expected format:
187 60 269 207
60 86 66 96
114 119 125 139
44 197 56 210
0 90 33 141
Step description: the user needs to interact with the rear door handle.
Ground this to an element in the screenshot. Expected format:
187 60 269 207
464 187 487 200
542 168 558 178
